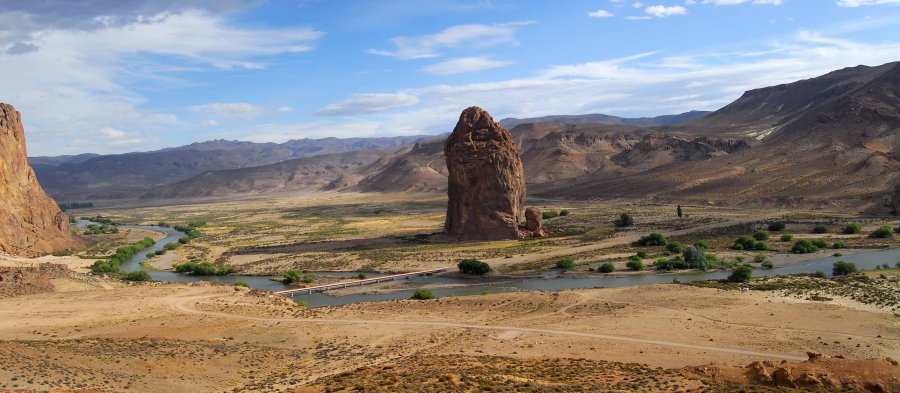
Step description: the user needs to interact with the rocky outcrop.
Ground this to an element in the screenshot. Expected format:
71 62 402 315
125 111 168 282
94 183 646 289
522 207 545 237
892 184 900 214
444 107 526 240
0 103 82 256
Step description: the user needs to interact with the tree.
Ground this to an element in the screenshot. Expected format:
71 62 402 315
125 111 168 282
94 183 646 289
676 205 683 218
598 263 615 273
614 213 634 227
283 270 303 284
637 233 667 246
682 246 708 269
832 261 857 276
458 259 492 275
767 222 786 231
869 226 893 238
812 224 828 234
843 223 862 234
411 289 435 300
626 259 644 271
556 258 575 269
728 265 753 282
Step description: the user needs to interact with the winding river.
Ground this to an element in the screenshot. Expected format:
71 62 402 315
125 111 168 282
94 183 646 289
79 220 900 308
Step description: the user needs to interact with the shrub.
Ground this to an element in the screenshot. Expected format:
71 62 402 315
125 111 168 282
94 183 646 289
598 263 615 273
812 224 828 234
792 240 819 254
693 240 710 250
733 236 756 250
832 241 846 249
753 241 768 251
682 246 707 269
761 260 774 269
542 210 559 220
676 205 683 218
174 262 234 276
843 223 862 234
637 232 667 246
870 226 893 238
811 239 828 249
89 237 156 275
832 261 857 276
813 271 826 279
754 254 767 263
357 273 367 280
556 258 576 269
636 250 648 259
753 230 770 241
614 213 634 227
559 209 570 216
234 280 250 288
728 265 753 282
625 260 644 271
301 273 316 283
894 226 900 234
123 271 151 282
178 237 189 244
780 234 794 242
458 259 492 275
767 222 786 231
155 249 165 256
411 289 435 300
666 241 683 254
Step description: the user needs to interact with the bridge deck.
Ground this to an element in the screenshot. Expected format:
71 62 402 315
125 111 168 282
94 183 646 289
275 267 449 295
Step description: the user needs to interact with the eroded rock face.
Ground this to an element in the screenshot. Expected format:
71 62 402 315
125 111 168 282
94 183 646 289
892 184 900 214
0 103 82 256
444 107 526 240
523 207 545 237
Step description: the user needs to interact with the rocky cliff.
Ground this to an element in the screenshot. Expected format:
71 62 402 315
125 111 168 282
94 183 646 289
0 103 82 256
444 107 526 240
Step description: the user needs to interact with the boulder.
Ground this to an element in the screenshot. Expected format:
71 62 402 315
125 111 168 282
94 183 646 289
0 103 83 256
523 207 545 237
444 107 526 240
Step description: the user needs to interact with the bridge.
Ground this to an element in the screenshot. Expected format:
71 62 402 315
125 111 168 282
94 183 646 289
275 267 449 296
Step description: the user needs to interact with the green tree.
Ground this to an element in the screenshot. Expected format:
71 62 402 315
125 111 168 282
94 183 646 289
598 263 615 273
283 270 303 284
832 261 857 276
458 259 492 275
637 233 667 246
728 265 753 282
614 213 634 227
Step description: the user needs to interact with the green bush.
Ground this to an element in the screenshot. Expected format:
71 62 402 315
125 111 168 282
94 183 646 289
458 259 492 275
753 241 768 251
728 265 753 282
598 263 615 273
411 289 435 300
682 246 708 269
869 226 893 238
637 232 667 246
173 262 234 276
636 250 648 259
832 261 857 276
178 237 190 244
556 258 575 269
666 241 683 253
625 260 644 271
676 205 683 218
792 240 819 254
761 260 774 269
811 239 828 249
283 270 303 284
89 237 156 275
542 210 559 220
754 254 767 263
767 222 786 231
780 234 794 242
693 240 710 250
753 230 770 241
813 271 826 279
123 271 151 282
357 273 367 280
843 223 862 234
301 273 316 283
559 209 570 216
733 236 756 250
614 213 634 227
832 241 846 249
812 224 828 234
234 280 250 288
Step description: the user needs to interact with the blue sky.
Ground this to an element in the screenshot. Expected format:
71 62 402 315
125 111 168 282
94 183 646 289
3 0 900 156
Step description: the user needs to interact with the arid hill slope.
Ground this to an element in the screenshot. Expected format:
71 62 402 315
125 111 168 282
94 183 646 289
0 103 82 256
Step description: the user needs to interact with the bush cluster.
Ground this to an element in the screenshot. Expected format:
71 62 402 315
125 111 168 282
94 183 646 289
556 258 575 269
458 259 492 275
812 224 828 234
90 237 156 275
598 262 615 273
767 222 786 231
728 265 753 282
542 210 559 220
791 239 820 254
411 289 435 300
869 226 893 238
636 232 667 246
174 262 235 276
832 261 857 276
614 213 634 227
843 223 862 234
732 236 767 251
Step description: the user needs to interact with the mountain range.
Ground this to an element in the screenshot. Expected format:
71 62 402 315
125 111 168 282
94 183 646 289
29 61 900 211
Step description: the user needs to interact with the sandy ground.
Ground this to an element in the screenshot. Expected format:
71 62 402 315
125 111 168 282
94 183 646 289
0 275 896 392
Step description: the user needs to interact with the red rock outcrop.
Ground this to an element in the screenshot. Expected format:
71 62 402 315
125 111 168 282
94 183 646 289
0 103 82 256
444 107 526 240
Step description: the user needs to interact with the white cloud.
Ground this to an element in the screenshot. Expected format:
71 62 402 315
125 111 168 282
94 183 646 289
367 22 532 59
276 106 294 112
837 0 900 6
189 103 265 116
703 0 783 4
0 9 322 155
422 56 512 75
627 16 653 20
315 93 420 116
644 5 688 17
588 9 615 17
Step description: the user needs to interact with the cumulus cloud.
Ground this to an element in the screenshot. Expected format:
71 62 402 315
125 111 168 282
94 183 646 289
837 0 900 6
644 5 688 17
315 93 420 116
189 103 265 117
702 0 783 4
588 9 615 17
0 4 321 155
422 56 512 75
367 22 532 59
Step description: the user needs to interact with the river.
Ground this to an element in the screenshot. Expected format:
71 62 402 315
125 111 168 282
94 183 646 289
78 220 900 308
